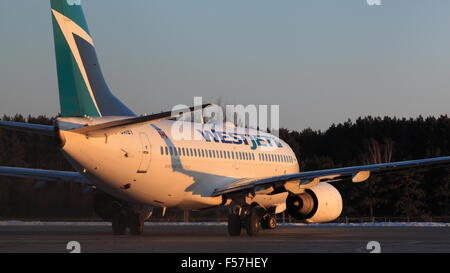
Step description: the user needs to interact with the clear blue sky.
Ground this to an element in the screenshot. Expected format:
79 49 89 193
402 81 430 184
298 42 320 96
1 0 449 131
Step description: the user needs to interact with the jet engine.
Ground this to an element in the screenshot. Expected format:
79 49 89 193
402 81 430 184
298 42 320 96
286 182 342 223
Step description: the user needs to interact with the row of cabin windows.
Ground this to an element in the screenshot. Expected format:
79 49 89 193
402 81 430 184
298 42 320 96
159 146 295 164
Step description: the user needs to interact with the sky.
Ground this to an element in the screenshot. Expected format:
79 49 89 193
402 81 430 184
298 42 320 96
0 0 449 131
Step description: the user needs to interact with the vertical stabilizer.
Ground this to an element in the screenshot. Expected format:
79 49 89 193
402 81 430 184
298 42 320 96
51 0 134 117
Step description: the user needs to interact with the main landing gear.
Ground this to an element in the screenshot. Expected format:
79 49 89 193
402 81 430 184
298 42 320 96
92 191 152 235
227 205 277 237
111 202 151 235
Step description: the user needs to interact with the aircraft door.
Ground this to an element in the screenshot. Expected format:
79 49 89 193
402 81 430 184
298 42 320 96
137 132 151 173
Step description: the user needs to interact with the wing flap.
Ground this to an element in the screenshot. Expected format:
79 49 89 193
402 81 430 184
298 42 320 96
212 156 450 196
0 166 90 184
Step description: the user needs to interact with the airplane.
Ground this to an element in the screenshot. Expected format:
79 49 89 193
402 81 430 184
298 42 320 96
0 0 449 236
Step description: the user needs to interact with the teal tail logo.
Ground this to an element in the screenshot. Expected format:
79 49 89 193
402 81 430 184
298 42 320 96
51 0 134 117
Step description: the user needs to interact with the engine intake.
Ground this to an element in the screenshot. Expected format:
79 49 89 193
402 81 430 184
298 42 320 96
286 183 343 223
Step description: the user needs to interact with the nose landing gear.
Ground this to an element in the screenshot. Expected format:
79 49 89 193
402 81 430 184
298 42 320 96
261 214 277 230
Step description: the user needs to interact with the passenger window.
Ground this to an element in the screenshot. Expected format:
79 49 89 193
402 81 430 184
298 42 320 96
182 148 186 156
165 147 168 155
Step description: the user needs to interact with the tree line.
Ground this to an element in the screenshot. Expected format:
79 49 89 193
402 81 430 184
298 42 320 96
0 114 448 219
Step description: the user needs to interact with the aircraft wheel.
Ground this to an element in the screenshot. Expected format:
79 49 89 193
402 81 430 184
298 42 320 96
261 214 277 230
244 208 260 236
227 214 242 236
112 212 127 235
129 213 144 235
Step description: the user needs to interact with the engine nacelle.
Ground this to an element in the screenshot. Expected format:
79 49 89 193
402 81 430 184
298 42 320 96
286 183 343 223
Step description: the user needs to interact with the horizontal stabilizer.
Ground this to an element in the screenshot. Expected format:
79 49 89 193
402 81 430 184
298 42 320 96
0 120 55 136
68 104 212 134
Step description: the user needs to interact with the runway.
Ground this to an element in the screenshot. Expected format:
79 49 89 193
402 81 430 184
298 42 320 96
0 223 449 253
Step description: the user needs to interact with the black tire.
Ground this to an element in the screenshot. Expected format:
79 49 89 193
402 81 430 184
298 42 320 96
112 212 127 235
267 214 277 229
129 213 144 235
227 214 242 236
261 214 277 229
245 209 260 236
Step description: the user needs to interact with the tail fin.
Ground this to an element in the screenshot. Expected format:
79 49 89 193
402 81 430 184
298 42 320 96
51 0 134 117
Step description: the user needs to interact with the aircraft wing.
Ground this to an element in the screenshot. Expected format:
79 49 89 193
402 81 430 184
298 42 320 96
212 156 450 196
0 166 90 184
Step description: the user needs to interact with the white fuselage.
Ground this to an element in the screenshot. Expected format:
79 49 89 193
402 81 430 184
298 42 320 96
59 119 300 210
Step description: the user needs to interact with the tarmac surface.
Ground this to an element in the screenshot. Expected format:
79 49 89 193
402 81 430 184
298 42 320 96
0 223 449 253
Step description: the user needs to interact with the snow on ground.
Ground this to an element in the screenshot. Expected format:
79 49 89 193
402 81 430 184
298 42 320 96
0 221 449 227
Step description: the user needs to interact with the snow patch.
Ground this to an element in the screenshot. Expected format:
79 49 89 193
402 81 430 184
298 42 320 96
0 221 448 227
